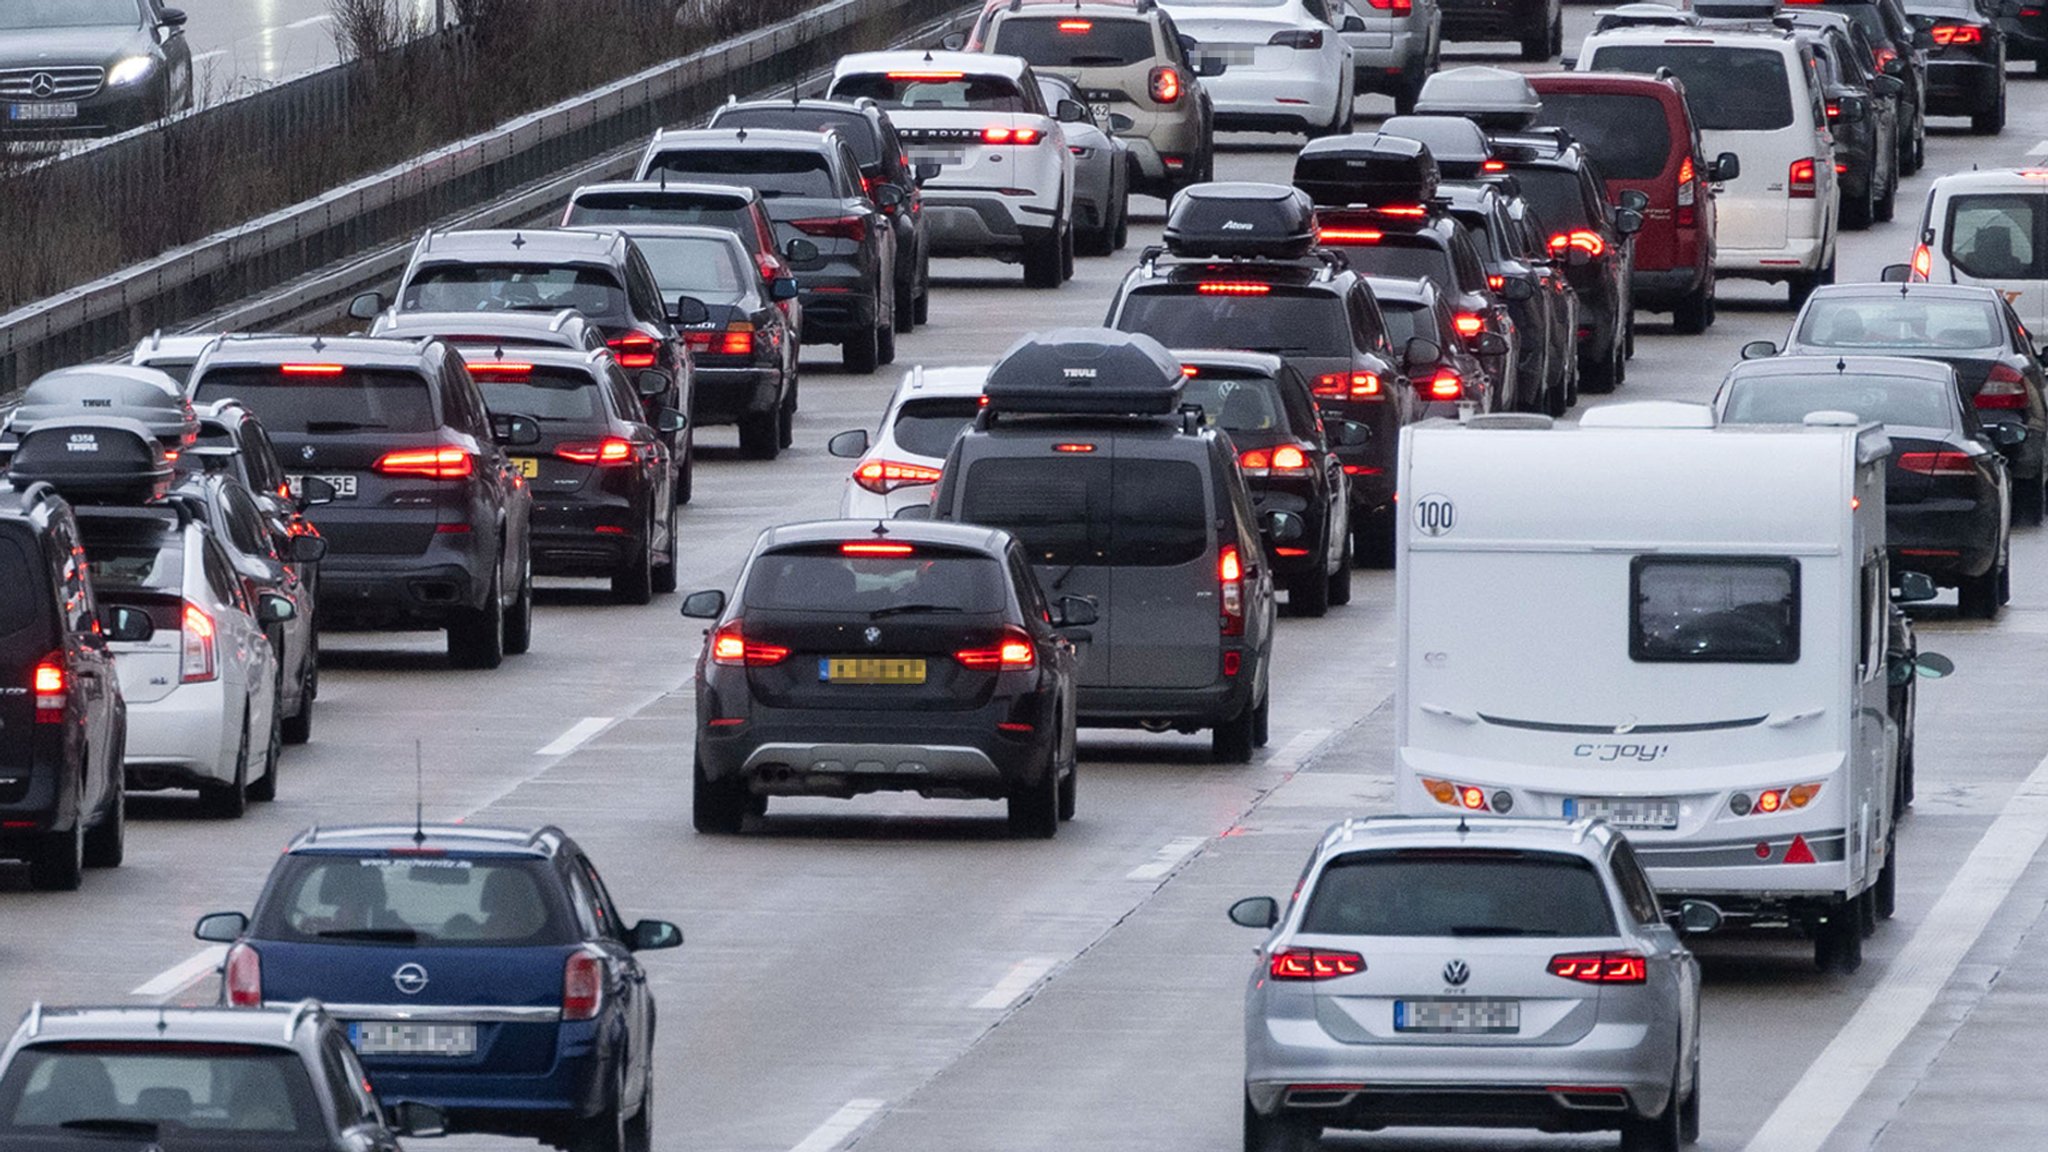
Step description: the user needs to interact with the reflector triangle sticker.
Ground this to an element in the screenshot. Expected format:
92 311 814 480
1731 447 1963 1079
1784 835 1817 865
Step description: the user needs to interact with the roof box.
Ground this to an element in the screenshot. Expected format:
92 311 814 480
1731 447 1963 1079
1592 2 1700 30
1414 66 1543 130
1578 401 1717 430
1162 183 1318 259
1692 0 1777 17
1379 115 1493 178
10 366 198 451
1293 134 1439 209
8 418 174 503
983 329 1185 416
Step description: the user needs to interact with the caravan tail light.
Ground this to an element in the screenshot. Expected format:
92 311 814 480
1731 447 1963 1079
1728 781 1824 816
607 333 659 369
1270 948 1364 980
375 446 473 480
710 622 789 667
1549 952 1647 984
562 952 604 1021
1313 372 1381 399
1788 157 1818 199
1676 156 1697 228
33 657 65 723
1420 776 1505 812
181 604 217 684
224 943 263 1007
1897 450 1978 475
956 628 1036 671
1219 545 1245 636
1976 364 2030 409
1150 65 1183 104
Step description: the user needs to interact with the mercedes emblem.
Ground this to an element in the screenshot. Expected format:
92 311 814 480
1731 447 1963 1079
392 962 429 995
28 72 56 99
1442 959 1470 987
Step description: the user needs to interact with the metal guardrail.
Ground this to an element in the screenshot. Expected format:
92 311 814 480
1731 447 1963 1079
0 0 965 396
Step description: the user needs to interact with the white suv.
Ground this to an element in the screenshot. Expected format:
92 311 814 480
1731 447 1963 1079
1902 169 2048 335
828 52 1078 288
1157 0 1356 137
1578 23 1839 305
827 365 991 519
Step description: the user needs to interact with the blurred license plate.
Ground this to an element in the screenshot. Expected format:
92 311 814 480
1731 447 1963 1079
9 102 77 121
286 473 356 499
1196 46 1257 67
511 456 539 478
822 657 926 684
1395 999 1520 1034
1566 796 1679 830
910 147 965 168
348 1022 476 1056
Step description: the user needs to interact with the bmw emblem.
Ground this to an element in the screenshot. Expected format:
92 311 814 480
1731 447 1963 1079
863 625 882 646
1442 960 1470 987
392 962 429 995
301 445 316 462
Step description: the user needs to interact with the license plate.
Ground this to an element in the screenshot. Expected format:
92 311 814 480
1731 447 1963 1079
1566 796 1680 830
348 1022 476 1056
286 473 357 499
512 456 539 478
910 147 965 168
821 657 927 684
1395 998 1521 1034
1197 47 1257 67
1089 102 1111 122
9 102 78 121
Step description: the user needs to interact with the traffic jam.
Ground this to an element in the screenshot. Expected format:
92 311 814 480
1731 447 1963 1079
1 0 2045 1148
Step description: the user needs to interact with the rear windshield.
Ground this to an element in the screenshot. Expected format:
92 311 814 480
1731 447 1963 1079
564 193 750 232
960 457 1208 568
1509 167 1595 233
1302 851 1617 937
141 359 198 386
712 108 883 165
0 1044 324 1140
1721 375 1956 429
641 149 837 199
1532 92 1674 181
76 517 183 594
1589 45 1793 132
400 264 629 325
0 531 45 639
1375 300 1432 348
893 396 984 459
1795 296 2004 350
831 72 1031 113
743 545 1008 613
1336 240 1457 289
1182 374 1287 434
1631 556 1800 663
1833 2 1895 47
193 370 439 436
1116 290 1351 357
635 235 752 301
990 17 1159 67
255 854 575 946
1944 193 2044 279
468 367 607 423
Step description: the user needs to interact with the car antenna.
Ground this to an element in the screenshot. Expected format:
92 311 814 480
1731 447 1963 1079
413 739 426 848
659 168 667 191
871 518 891 537
155 1006 168 1035
1456 813 1469 835
736 127 747 143
924 48 935 61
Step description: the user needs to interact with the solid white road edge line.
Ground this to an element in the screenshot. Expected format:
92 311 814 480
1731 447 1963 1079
130 945 227 998
1127 835 1207 881
537 716 614 757
788 1098 887 1152
972 957 1059 1011
1743 750 2048 1152
282 12 334 29
1267 728 1331 771
2028 138 2048 158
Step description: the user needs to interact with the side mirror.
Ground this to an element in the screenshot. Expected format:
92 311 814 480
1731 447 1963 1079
1879 263 1913 283
628 919 684 951
1874 75 1904 98
1055 594 1098 627
492 414 543 447
1708 151 1740 182
258 593 297 625
672 297 710 326
828 429 871 458
1670 899 1722 936
1403 336 1442 366
1882 55 1906 78
680 589 727 619
194 911 248 942
1108 112 1135 132
770 276 800 302
347 291 385 322
289 534 329 564
160 6 189 27
1914 28 1936 49
914 161 943 184
1739 340 1778 360
1999 0 2024 17
1259 509 1305 543
1894 570 1939 603
1471 331 1510 357
872 183 905 210
1835 97 1866 123
1341 12 1367 32
296 476 336 509
1497 276 1534 302
1613 208 1644 237
1988 421 2027 447
637 369 674 398
1617 189 1650 212
784 237 823 265
657 409 689 434
940 31 967 50
1332 419 1372 448
390 1101 448 1139
1914 651 1954 679
1056 98 1089 124
101 605 154 643
1229 895 1280 929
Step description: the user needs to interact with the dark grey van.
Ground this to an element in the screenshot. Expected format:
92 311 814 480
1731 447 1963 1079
930 330 1282 762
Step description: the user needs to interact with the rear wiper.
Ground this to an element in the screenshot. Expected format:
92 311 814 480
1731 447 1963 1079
60 1118 161 1137
304 420 386 433
1446 925 1559 937
869 603 964 618
1067 55 1125 65
315 927 420 942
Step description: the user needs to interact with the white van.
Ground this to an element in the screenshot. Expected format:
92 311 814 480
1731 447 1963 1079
1902 169 2048 335
1394 404 1910 973
1579 24 1840 304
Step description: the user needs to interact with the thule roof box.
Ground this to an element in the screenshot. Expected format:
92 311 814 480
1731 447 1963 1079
982 329 1185 416
1414 66 1543 130
9 366 197 451
1293 134 1440 209
8 418 174 504
1379 115 1494 179
1162 183 1319 259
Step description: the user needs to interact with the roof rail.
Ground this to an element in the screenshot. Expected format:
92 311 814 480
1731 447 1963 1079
549 309 577 333
13 480 60 509
25 1001 43 1039
282 999 319 1041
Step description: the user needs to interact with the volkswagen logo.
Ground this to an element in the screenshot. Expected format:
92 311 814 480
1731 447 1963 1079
28 72 56 99
1442 960 1470 987
392 962 429 995
863 625 882 646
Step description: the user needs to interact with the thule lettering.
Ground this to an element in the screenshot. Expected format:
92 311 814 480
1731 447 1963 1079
1063 368 1097 379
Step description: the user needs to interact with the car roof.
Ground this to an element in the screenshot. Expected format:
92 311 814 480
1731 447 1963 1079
1173 348 1288 374
757 518 1011 554
894 365 993 400
1526 70 1683 96
1584 23 1802 45
1315 815 1615 859
371 309 596 342
1807 282 2007 304
576 223 751 249
285 822 567 857
193 335 441 373
132 333 228 362
1930 168 2048 193
1146 260 1351 290
1732 354 1957 383
571 180 761 204
457 346 614 374
836 50 1033 80
415 228 631 266
645 126 845 154
11 1004 324 1050
997 2 1161 18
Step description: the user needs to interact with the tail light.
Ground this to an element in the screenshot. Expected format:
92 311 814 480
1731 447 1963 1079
1676 155 1697 228
1426 370 1463 400
563 951 604 1021
1873 45 1897 72
1931 22 1984 44
841 542 915 556
608 333 659 370
1898 450 1978 475
1825 101 1842 122
1910 243 1933 281
1239 444 1313 477
224 943 263 1007
33 656 65 723
1453 312 1486 338
1312 372 1381 399
791 215 870 242
1789 157 1818 199
1549 952 1647 984
1486 274 1505 291
375 446 474 480
981 126 1044 145
1316 226 1382 243
278 364 344 376
1198 281 1271 295
1729 782 1824 816
684 323 756 357
1977 363 2031 410
1421 776 1497 811
853 458 944 493
1364 0 1414 13
556 438 636 466
710 621 789 667
1268 28 1324 48
956 628 1036 671
1219 544 1245 636
181 603 217 684
1150 65 1182 104
1548 230 1607 257
1269 948 1364 980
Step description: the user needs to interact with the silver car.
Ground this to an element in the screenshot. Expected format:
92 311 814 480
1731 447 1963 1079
1231 816 1706 1152
1038 74 1131 255
1338 0 1442 113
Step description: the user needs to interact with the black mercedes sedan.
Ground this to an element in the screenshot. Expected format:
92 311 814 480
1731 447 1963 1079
0 0 192 137
1714 354 2012 618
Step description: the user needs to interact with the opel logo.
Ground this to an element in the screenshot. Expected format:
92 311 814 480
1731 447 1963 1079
29 72 56 99
863 625 881 646
392 962 429 995
1443 960 1470 987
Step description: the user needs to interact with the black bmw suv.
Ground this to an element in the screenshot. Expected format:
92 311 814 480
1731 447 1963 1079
188 337 536 670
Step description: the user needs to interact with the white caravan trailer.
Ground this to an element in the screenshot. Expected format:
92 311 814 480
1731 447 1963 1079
1395 403 1900 972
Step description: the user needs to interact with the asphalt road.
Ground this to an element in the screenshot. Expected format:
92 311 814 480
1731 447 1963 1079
178 0 430 99
6 9 2048 1152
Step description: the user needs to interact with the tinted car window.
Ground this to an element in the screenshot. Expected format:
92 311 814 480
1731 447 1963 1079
1721 375 1957 427
714 109 883 165
1183 375 1285 433
743 546 1009 612
1376 300 1433 347
1796 296 2004 349
893 397 984 458
76 517 184 593
1589 46 1794 131
0 532 45 638
256 856 575 946
1117 290 1352 356
992 17 1159 67
832 73 1030 112
194 370 439 436
960 457 1207 567
1532 92 1673 180
1302 850 1618 937
473 368 607 422
635 236 752 300
0 1044 325 1137
1339 241 1458 286
565 193 752 229
645 149 837 198
401 264 629 324
1511 167 1595 233
1945 194 2043 280
1631 556 1800 663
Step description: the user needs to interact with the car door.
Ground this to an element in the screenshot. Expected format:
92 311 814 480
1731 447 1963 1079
201 535 273 751
146 0 192 107
570 853 653 1109
1107 446 1218 691
1612 838 1696 1070
50 517 117 815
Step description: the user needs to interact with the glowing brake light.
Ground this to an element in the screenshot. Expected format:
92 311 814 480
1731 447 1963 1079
1677 154 1698 227
1270 948 1364 980
956 627 1037 670
1931 22 1983 44
465 361 534 376
1374 205 1428 218
1318 227 1382 243
710 621 789 667
1788 157 1818 200
886 70 965 80
1058 18 1093 30
1898 450 1978 475
840 542 915 556
684 323 757 356
1198 281 1271 295
1219 544 1245 636
608 333 659 369
1427 370 1463 400
982 125 1044 145
1453 312 1486 338
1976 363 2030 409
853 458 944 493
33 657 65 722
1549 230 1606 257
556 438 636 466
1239 444 1312 477
1150 64 1183 104
1313 372 1381 399
181 604 217 684
1910 243 1933 281
1548 952 1647 984
1420 776 1500 812
375 446 474 480
279 364 344 376
1482 158 1507 172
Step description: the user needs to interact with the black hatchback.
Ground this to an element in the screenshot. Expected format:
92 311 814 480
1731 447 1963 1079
681 521 1084 838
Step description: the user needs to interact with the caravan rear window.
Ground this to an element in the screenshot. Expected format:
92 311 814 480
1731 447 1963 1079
1630 556 1800 664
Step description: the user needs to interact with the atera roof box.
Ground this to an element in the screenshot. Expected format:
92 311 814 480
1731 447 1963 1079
1294 134 1440 209
10 366 197 452
1414 66 1543 130
8 418 174 504
983 329 1185 416
1379 115 1493 178
1163 182 1318 259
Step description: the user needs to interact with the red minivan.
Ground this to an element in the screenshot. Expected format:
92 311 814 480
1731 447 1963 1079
1530 72 1733 334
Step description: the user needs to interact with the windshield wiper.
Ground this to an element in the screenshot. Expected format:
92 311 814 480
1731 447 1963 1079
315 927 420 942
303 420 386 433
60 1118 161 1137
869 603 964 618
1446 925 1559 937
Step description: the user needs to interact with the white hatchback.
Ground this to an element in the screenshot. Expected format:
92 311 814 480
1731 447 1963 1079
828 365 991 520
1903 169 2048 336
1158 0 1356 136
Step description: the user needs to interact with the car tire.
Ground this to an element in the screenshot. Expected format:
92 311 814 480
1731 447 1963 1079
248 680 283 803
1213 698 1257 763
1842 180 1875 230
1079 205 1119 257
1619 1074 1683 1152
201 719 251 820
1813 900 1864 974
1958 565 2001 619
613 518 655 606
1673 279 1713 335
623 1075 652 1152
1876 841 1898 920
652 502 679 596
779 386 797 450
1060 220 1077 281
894 280 917 333
573 1067 630 1152
2014 473 2045 525
1972 79 2006 134
1252 691 1270 748
738 410 781 460
1876 168 1897 222
1288 567 1330 618
842 327 881 374
914 285 932 325
1328 536 1353 606
281 676 313 746
1355 515 1395 568
1520 24 1550 60
448 565 506 670
1023 226 1064 288
877 318 897 366
503 556 534 656
1789 256 1835 309
28 812 84 892
1243 1095 1318 1152
1057 750 1077 823
1581 343 1620 394
1679 1061 1702 1145
692 752 748 834
676 438 695 505
83 772 124 870
1007 759 1059 839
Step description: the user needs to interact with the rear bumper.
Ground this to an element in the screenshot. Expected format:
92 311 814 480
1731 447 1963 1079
1718 237 1827 277
696 695 1058 798
1630 262 1708 306
123 680 236 789
1204 63 1347 130
797 274 879 343
362 1019 610 1138
692 364 783 424
316 558 491 630
1923 59 2000 113
530 499 643 578
1347 27 1430 81
1889 500 2001 581
1079 677 1253 729
923 194 1057 256
1439 0 1546 39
